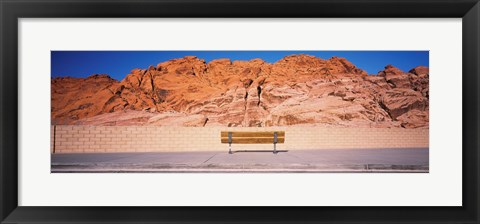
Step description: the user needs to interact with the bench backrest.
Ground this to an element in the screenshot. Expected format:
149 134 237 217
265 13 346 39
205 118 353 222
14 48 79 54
220 131 285 144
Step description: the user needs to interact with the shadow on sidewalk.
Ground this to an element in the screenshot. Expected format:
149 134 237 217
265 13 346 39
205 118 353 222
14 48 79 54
230 150 289 154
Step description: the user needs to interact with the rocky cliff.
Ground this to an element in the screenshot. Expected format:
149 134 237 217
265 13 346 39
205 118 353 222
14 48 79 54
51 54 429 128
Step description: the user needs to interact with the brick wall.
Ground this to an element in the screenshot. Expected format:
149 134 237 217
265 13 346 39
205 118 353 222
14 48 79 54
50 125 429 153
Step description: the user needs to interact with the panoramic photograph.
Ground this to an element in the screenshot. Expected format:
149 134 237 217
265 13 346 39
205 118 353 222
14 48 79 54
51 51 429 173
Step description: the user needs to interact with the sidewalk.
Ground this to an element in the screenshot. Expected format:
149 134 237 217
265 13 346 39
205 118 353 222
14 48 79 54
51 148 429 173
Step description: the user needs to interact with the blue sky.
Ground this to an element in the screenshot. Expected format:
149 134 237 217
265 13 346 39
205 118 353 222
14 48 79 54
51 51 429 81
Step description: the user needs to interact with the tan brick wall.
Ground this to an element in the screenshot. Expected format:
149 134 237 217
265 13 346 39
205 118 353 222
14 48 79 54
50 125 429 153
50 126 55 153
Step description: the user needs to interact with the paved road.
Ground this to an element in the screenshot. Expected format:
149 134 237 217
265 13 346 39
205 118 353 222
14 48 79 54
51 148 429 173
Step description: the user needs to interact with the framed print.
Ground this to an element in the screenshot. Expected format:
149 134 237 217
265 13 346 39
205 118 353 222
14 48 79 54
1 0 479 223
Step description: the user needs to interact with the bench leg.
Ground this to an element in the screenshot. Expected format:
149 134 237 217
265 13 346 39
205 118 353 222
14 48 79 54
273 143 277 154
229 143 232 154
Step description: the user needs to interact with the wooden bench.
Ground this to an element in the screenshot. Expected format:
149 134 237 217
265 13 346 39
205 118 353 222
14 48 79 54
220 131 285 154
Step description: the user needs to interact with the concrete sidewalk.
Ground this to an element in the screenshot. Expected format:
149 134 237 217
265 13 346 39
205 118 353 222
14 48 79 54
51 148 429 173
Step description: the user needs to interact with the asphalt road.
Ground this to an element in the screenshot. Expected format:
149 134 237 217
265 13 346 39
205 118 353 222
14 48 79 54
51 148 429 173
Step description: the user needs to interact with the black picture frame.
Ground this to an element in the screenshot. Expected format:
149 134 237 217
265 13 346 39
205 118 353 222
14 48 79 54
1 0 479 223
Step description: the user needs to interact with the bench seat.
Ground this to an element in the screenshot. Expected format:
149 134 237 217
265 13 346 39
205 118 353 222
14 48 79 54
221 131 285 154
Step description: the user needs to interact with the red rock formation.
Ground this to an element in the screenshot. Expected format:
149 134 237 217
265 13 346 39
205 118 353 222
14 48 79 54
51 54 429 128
51 74 120 124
